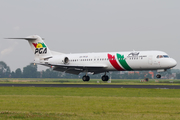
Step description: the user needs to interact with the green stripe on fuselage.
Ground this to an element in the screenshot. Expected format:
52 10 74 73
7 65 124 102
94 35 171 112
117 53 133 70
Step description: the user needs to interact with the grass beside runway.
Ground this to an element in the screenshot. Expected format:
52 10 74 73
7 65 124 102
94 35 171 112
0 78 180 85
0 87 180 120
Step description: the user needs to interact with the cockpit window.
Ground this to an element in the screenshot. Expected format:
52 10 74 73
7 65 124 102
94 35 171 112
157 55 169 58
157 55 163 58
163 55 169 58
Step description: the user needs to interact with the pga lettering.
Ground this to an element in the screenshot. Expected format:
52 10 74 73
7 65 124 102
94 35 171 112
34 48 47 54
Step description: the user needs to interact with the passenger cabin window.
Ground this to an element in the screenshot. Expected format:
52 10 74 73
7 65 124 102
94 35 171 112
157 55 169 58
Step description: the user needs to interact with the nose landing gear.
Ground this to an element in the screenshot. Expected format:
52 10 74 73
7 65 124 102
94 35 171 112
156 74 161 78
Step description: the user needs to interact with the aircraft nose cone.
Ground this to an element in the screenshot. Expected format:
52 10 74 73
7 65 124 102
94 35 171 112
169 58 177 68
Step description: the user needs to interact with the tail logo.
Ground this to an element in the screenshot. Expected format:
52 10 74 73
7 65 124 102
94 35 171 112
32 43 47 54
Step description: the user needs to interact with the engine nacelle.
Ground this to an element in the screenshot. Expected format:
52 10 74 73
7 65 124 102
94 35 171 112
64 57 69 64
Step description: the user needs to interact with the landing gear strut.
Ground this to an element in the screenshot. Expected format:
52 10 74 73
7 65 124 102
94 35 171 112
156 74 161 78
101 72 109 81
82 75 90 81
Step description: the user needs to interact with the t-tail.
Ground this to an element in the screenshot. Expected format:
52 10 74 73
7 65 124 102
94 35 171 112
5 35 53 62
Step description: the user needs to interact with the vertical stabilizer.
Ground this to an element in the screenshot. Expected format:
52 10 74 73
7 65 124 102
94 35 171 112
26 35 52 59
5 35 53 60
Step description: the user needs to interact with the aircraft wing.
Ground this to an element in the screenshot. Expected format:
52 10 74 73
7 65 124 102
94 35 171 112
45 64 107 75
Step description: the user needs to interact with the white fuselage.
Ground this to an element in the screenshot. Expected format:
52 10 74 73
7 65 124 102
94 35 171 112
46 50 177 74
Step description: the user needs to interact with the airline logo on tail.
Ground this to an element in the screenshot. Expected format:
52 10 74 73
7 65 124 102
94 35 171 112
32 42 47 54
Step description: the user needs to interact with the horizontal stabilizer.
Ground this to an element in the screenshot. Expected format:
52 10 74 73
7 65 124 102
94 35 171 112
5 38 37 40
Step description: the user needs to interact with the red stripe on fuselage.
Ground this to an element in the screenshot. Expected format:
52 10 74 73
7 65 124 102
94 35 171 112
107 54 124 71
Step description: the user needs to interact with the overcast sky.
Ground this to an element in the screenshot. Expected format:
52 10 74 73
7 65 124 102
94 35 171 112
0 0 179 71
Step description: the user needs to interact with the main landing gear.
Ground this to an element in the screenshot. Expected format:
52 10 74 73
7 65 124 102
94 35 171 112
101 72 109 81
82 72 109 82
101 75 109 81
82 75 90 81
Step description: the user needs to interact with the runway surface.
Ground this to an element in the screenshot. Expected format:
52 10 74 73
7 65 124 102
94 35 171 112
0 84 180 89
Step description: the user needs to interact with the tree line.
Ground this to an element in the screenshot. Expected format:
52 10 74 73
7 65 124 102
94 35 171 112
0 61 179 79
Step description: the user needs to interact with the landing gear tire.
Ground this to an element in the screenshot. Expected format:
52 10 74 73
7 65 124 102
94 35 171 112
101 75 109 81
82 75 90 81
156 74 161 78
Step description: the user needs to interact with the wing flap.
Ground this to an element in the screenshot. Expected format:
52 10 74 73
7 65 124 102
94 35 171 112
51 64 107 75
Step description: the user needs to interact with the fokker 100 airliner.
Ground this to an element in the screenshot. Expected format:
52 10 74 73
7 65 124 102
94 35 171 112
6 35 177 81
